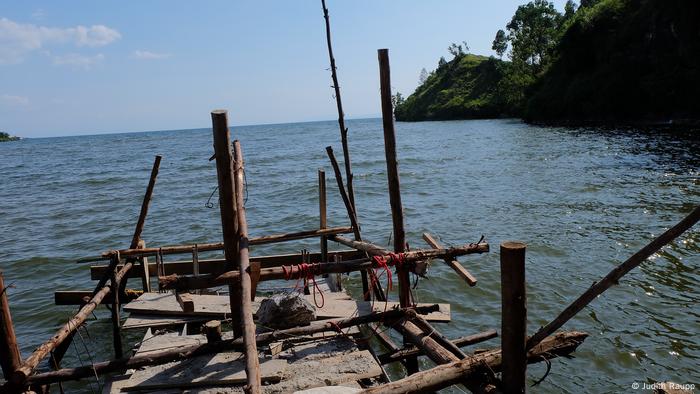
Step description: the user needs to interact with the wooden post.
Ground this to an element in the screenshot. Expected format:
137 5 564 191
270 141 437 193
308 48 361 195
321 0 356 211
233 140 261 393
378 48 417 374
500 241 527 393
211 109 242 337
110 255 123 359
318 169 328 264
0 271 21 380
527 205 700 350
138 240 150 292
204 321 222 343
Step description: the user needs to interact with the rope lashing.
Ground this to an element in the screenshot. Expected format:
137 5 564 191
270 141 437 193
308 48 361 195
370 252 407 292
282 263 325 308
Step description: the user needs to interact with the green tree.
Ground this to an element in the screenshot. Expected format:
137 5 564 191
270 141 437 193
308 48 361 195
492 29 508 58
391 92 404 112
438 56 447 68
419 68 429 84
564 0 577 19
505 0 563 75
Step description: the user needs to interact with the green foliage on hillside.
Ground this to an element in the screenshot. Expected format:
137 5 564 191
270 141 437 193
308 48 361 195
525 0 700 123
394 54 514 121
396 0 700 125
0 132 20 142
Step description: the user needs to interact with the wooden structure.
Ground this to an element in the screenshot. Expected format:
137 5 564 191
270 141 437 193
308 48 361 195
1 19 699 394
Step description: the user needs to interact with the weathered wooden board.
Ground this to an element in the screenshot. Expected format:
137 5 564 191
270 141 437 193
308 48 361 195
124 293 450 322
122 314 209 330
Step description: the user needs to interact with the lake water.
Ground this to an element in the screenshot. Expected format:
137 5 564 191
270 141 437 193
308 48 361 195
0 118 698 392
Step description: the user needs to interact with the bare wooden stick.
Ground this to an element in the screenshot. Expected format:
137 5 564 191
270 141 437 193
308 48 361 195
423 233 478 286
159 243 488 291
211 110 242 337
110 255 123 359
233 140 261 393
91 226 354 261
527 205 700 350
326 146 380 301
377 330 498 365
321 0 356 211
13 259 134 385
501 241 527 393
363 331 588 394
25 305 439 386
0 271 21 380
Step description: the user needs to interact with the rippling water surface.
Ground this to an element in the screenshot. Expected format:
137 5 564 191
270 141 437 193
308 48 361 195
0 118 698 392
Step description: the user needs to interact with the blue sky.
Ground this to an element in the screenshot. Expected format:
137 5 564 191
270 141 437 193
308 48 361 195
0 1 569 137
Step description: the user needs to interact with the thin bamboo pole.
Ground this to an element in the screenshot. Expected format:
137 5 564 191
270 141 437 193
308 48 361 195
138 240 150 292
89 226 354 261
0 271 21 380
109 254 123 359
378 48 417 374
233 140 261 393
211 109 242 337
500 241 527 393
321 0 356 211
526 205 700 350
326 146 377 301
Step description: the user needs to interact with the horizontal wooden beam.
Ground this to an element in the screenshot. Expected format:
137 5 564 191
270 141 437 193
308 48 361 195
377 329 498 365
77 226 355 263
90 250 363 280
159 243 489 291
422 232 478 286
54 290 142 306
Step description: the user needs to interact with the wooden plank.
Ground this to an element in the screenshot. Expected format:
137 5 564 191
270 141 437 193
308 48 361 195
423 232 478 286
175 292 194 313
123 293 451 322
122 315 208 330
90 250 364 280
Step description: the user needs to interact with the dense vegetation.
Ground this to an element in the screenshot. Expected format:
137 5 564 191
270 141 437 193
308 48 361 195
0 132 20 142
395 0 700 125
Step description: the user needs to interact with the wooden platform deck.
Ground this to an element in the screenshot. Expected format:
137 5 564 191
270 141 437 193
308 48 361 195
104 279 400 393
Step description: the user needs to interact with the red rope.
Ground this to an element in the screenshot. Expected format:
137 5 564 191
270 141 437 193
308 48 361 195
282 263 325 308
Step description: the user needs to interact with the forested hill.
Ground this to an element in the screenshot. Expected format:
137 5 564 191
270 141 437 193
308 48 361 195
394 55 513 121
395 0 700 125
526 0 700 124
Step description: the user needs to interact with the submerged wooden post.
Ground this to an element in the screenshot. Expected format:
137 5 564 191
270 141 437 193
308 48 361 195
378 48 417 374
233 140 261 393
211 109 242 337
318 169 328 263
500 241 527 393
0 271 21 380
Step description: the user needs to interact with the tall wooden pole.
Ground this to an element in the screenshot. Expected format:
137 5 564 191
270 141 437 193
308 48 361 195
0 271 21 380
110 255 124 359
500 241 527 393
211 109 242 337
233 140 261 393
378 48 417 374
321 0 356 211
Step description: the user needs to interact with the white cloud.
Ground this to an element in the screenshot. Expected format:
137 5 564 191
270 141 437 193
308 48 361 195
52 53 104 69
0 17 120 64
132 50 171 60
0 94 29 105
31 9 46 21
